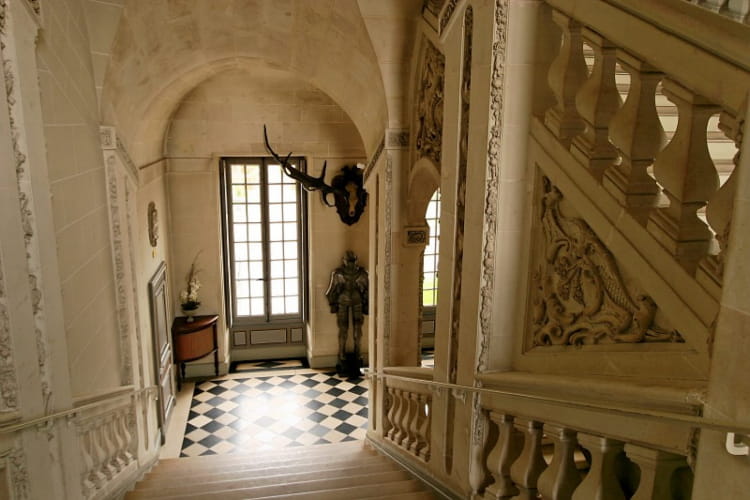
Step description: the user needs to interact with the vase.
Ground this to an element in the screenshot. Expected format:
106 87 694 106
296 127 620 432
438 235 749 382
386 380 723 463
182 307 198 322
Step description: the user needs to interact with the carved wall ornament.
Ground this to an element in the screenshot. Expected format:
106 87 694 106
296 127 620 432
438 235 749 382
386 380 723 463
0 255 18 411
439 0 461 34
25 0 40 16
476 0 509 375
530 178 684 346
415 39 445 167
423 0 446 18
147 202 158 247
383 153 394 365
404 226 429 246
386 129 409 149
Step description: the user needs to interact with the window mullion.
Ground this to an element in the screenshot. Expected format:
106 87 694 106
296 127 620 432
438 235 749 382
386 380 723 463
260 158 272 323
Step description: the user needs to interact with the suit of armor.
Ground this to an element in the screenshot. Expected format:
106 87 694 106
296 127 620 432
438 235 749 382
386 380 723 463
325 251 368 363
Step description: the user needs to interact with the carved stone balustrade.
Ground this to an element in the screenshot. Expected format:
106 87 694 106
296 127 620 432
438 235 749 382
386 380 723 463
544 9 587 146
537 425 582 500
625 444 689 500
602 50 665 223
509 418 547 500
647 79 720 273
571 434 627 500
484 412 522 499
383 368 434 462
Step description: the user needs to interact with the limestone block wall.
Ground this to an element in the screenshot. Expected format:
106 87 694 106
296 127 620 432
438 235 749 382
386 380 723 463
164 68 368 371
37 0 121 396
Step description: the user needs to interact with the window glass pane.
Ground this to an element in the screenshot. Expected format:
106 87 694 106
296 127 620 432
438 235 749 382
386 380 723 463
250 298 264 316
270 242 283 257
248 243 263 260
285 297 299 314
282 203 296 221
271 279 284 296
233 224 248 242
250 280 264 297
284 242 297 259
247 184 261 203
234 243 248 261
422 189 441 308
248 204 262 222
233 204 247 223
231 165 245 184
284 278 297 294
283 184 297 202
284 260 298 278
270 260 284 279
235 262 249 280
269 223 283 241
237 298 250 316
283 222 297 240
236 280 249 298
267 164 282 184
268 185 282 203
248 223 263 241
232 185 247 202
249 261 263 278
271 297 285 314
246 164 261 184
269 204 283 222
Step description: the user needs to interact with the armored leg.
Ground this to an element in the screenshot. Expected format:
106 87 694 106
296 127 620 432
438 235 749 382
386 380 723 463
352 304 364 360
336 307 350 361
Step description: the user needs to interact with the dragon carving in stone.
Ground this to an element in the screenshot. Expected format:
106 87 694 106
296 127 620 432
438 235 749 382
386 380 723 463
531 178 683 346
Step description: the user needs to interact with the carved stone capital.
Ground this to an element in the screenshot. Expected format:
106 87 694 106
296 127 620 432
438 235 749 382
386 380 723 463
404 225 429 247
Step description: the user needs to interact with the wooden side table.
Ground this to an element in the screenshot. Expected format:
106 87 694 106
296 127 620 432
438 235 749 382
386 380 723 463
171 314 219 390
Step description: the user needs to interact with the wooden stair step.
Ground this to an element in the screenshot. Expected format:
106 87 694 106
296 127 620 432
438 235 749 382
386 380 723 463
131 470 415 500
231 479 429 500
130 461 399 497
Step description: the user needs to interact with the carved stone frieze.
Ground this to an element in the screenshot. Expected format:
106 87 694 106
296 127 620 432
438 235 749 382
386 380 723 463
363 136 384 183
415 39 445 167
383 152 394 365
448 7 472 384
439 0 460 34
404 226 428 247
386 129 409 149
0 254 19 411
124 183 145 383
476 0 509 373
2 20 52 410
530 178 684 346
8 445 29 500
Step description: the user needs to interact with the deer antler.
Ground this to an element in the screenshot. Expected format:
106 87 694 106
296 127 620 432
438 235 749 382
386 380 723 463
263 125 336 207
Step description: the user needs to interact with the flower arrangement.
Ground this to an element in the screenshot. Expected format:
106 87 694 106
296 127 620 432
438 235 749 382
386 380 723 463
180 254 201 317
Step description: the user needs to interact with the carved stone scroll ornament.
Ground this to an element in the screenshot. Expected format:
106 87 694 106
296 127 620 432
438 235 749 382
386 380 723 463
531 178 684 346
415 40 445 167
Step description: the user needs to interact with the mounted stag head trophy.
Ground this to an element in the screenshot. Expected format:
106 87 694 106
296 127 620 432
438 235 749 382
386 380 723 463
263 126 367 225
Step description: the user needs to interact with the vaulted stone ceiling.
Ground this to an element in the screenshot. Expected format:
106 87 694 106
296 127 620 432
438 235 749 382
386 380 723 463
100 0 388 166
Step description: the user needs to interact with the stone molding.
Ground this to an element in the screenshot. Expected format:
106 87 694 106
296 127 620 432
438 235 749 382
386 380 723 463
8 444 29 500
415 38 445 167
1 5 52 411
476 0 509 374
100 126 138 181
529 178 684 346
363 135 384 183
439 0 461 34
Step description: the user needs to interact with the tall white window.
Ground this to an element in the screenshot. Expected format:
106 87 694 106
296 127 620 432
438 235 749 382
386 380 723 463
422 189 441 308
222 158 306 324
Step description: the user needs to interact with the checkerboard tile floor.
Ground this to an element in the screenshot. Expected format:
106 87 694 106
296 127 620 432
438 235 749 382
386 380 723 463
180 371 368 457
232 358 306 373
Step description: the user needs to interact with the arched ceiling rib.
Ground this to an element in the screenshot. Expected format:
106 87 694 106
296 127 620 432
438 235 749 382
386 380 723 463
100 0 387 165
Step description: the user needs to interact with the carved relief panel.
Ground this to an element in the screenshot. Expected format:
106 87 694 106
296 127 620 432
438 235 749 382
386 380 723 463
415 39 445 168
526 177 684 348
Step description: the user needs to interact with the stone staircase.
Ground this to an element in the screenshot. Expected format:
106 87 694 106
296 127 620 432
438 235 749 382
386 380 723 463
125 441 439 499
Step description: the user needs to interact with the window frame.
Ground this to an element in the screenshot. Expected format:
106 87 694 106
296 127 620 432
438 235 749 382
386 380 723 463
220 157 309 329
421 188 441 315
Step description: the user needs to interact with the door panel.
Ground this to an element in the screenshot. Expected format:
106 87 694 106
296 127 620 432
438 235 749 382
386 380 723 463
148 262 175 443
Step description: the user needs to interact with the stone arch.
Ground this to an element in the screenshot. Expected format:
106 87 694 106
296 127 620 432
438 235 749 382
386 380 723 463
406 157 441 225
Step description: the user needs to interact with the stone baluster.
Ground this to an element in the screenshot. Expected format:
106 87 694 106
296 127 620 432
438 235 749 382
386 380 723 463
484 412 522 499
393 390 407 445
386 387 399 441
80 428 97 497
572 434 627 500
91 423 108 487
647 79 720 272
699 105 744 290
400 391 417 449
510 418 547 500
603 51 665 223
571 29 620 179
727 0 750 21
544 10 587 146
121 409 135 462
417 394 431 460
409 393 423 455
104 415 120 476
625 444 688 500
113 411 129 469
537 425 582 500
469 408 490 496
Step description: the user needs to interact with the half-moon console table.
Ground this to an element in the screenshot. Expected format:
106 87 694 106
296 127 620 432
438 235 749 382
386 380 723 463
171 314 219 390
